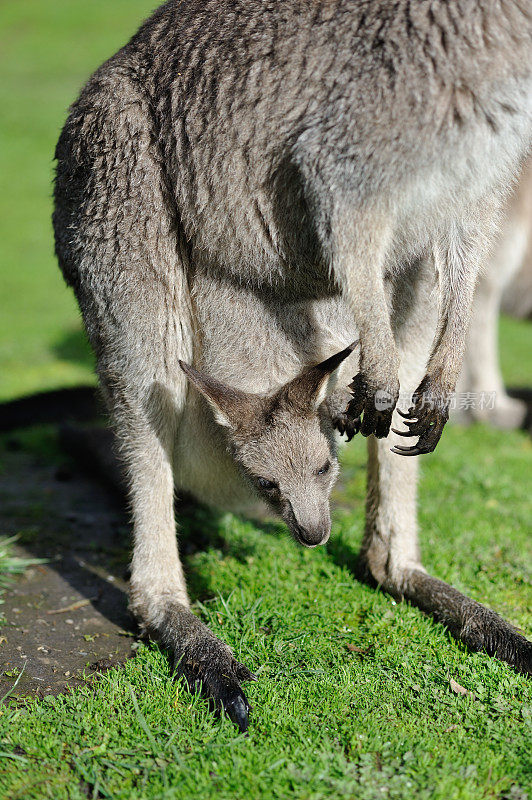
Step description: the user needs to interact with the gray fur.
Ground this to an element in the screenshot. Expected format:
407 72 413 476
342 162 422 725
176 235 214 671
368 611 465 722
53 0 532 730
457 157 532 428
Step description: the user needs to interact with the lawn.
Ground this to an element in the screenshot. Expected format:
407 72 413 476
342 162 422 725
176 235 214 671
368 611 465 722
0 3 531 799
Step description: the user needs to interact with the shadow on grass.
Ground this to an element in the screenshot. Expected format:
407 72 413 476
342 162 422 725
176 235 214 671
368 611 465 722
52 327 95 370
0 426 132 633
325 533 361 576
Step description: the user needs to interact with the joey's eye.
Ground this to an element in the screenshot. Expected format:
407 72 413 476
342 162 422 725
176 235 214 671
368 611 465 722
317 460 331 476
257 477 277 491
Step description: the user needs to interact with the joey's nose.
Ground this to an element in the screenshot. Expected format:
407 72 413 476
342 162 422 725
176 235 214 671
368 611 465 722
294 521 331 548
286 500 331 547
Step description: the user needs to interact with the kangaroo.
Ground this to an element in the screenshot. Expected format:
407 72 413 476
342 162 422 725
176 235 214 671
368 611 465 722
53 0 532 731
457 157 532 429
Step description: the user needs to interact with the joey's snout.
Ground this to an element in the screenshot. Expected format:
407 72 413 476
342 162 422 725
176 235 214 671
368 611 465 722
284 499 331 548
293 521 331 547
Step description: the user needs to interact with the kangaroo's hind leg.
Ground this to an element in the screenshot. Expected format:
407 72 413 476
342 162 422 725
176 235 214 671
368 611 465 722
53 73 256 731
360 257 532 675
101 352 256 731
455 232 527 429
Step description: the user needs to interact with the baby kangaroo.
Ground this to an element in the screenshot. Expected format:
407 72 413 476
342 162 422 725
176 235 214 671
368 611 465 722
53 0 532 731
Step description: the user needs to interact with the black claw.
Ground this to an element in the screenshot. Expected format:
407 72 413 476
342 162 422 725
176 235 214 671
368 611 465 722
391 443 420 452
225 693 250 733
396 408 413 419
171 652 256 732
344 373 398 439
391 445 421 456
390 378 450 456
161 606 257 733
332 412 360 442
391 427 417 437
333 414 360 442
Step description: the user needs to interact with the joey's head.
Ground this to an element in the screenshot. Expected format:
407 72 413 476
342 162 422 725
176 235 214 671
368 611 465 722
179 344 355 547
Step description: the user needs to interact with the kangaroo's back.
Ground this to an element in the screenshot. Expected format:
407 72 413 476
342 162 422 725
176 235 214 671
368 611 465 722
57 0 532 291
132 0 532 278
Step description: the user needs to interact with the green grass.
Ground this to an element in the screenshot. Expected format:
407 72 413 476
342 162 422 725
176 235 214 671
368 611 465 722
0 428 531 799
0 2 531 798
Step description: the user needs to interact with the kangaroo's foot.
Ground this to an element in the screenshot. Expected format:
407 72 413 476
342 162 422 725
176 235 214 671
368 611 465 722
156 602 257 732
345 373 399 439
358 556 532 676
391 374 450 456
405 570 532 675
473 394 526 431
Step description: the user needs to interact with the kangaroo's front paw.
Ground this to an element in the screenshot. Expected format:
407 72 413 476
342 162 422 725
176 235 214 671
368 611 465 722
391 375 450 456
345 374 399 439
333 411 360 441
166 608 257 733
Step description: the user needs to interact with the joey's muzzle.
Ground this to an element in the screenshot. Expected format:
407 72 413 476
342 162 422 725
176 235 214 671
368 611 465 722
293 521 331 548
285 500 331 547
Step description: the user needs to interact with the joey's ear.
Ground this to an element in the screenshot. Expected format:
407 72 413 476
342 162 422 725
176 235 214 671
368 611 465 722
281 341 358 412
179 361 261 430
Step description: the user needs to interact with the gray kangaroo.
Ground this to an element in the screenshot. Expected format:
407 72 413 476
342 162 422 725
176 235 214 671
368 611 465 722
457 157 532 429
53 0 532 731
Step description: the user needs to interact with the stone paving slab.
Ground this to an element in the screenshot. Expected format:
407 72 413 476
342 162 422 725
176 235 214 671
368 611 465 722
0 431 136 700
